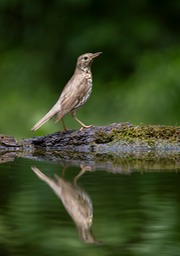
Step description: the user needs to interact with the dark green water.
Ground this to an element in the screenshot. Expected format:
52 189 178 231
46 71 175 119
0 157 180 256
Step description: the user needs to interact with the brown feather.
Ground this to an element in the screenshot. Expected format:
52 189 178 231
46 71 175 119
31 52 102 131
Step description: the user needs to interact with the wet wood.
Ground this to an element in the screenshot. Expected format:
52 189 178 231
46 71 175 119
1 123 180 153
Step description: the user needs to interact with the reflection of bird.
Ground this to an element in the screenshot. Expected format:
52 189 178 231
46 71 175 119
31 166 99 244
31 52 102 131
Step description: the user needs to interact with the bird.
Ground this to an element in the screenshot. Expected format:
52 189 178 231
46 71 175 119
31 52 102 131
31 166 100 244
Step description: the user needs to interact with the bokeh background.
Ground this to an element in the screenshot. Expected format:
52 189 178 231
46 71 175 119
0 0 179 138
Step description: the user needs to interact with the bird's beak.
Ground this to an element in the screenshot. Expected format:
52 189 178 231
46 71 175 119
92 52 102 58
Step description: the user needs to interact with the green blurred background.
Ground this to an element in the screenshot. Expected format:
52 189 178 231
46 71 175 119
0 0 179 138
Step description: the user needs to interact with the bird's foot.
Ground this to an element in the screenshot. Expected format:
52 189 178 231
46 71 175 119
74 165 93 183
79 125 93 131
80 164 93 172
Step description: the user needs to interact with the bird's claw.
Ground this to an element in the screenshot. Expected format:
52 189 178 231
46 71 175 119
79 125 93 131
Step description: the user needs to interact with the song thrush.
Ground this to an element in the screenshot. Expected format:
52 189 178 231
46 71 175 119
31 166 99 244
31 52 102 131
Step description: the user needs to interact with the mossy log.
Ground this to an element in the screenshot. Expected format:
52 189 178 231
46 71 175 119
1 123 180 153
0 123 180 170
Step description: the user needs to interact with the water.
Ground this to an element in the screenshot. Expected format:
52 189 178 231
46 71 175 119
0 154 180 256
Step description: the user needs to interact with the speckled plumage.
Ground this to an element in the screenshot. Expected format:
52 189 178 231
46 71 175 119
31 52 102 131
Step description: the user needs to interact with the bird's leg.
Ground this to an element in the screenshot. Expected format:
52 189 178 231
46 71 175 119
61 118 67 131
73 165 93 184
71 111 92 130
61 165 68 178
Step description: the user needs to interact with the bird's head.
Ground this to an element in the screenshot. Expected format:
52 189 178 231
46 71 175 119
77 52 102 72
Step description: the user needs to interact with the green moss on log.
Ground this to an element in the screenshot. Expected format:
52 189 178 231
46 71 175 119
94 124 180 150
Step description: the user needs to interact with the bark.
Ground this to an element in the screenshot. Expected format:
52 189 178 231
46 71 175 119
1 123 180 152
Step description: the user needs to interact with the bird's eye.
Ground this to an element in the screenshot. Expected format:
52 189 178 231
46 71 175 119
83 56 88 60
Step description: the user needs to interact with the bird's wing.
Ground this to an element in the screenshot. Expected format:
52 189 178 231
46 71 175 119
32 73 89 130
55 74 90 121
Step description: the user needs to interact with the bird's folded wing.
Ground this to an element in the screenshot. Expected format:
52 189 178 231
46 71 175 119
56 74 90 120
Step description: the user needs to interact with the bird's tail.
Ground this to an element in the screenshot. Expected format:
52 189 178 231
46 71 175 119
31 103 60 131
31 166 62 198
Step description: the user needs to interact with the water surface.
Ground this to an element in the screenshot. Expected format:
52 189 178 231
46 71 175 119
0 155 180 256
